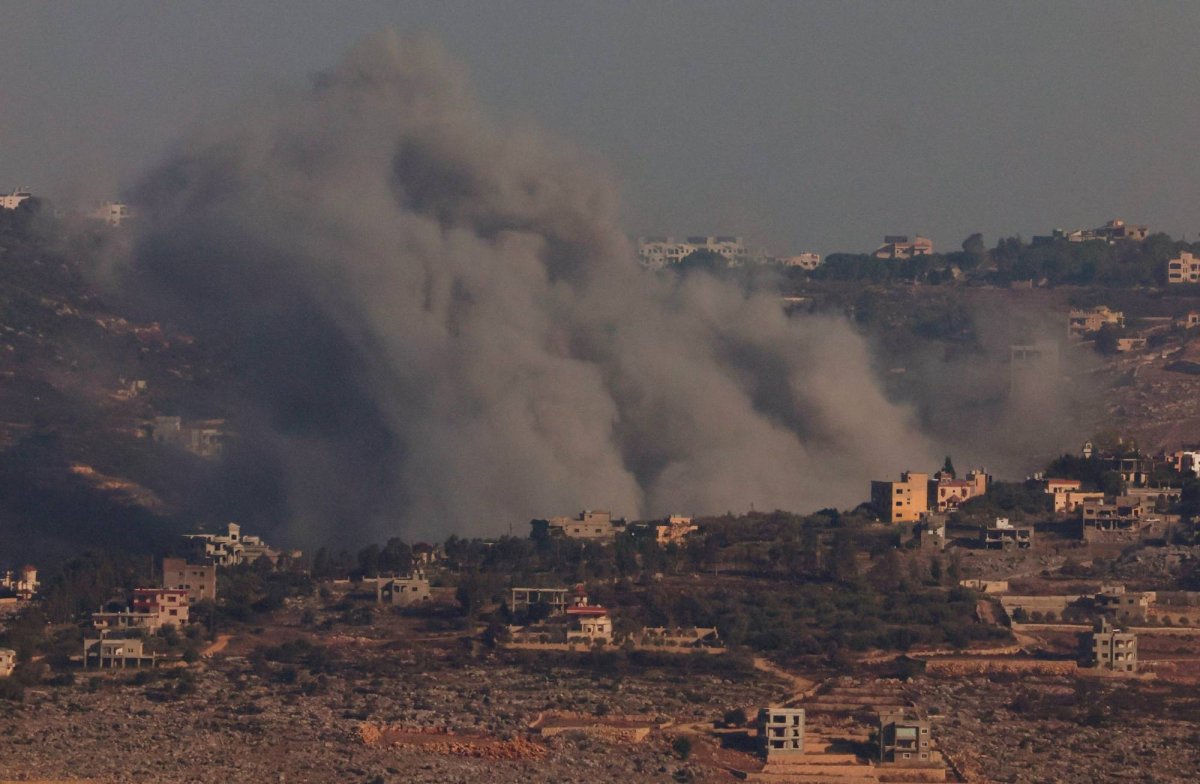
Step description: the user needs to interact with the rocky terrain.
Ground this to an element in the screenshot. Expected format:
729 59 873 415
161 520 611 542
0 648 783 783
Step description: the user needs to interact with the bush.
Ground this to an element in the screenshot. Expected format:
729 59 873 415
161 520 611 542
723 708 748 727
671 736 693 760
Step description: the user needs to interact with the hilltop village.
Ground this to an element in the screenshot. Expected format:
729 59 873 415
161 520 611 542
5 432 1200 783
8 198 1200 782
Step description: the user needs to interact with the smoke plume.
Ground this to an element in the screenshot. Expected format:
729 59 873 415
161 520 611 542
124 34 936 543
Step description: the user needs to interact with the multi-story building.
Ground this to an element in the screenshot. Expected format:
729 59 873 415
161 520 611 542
980 518 1033 549
871 472 930 523
375 570 431 606
636 235 747 269
83 636 156 669
1082 496 1146 531
0 190 32 210
758 708 805 760
0 649 15 677
510 587 570 616
1090 618 1137 672
131 588 190 627
929 470 989 512
879 711 931 763
873 235 933 260
161 558 217 603
185 522 299 567
1095 585 1155 623
1045 478 1081 511
1068 306 1124 339
538 510 624 541
0 565 38 600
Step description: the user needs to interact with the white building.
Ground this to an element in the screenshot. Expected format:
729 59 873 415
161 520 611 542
637 235 747 269
0 190 32 210
777 253 822 270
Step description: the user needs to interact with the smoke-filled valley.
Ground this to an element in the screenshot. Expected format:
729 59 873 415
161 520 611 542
0 35 1114 555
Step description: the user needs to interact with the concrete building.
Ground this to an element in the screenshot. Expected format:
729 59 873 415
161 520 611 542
161 558 217 603
636 235 747 270
0 649 15 678
879 711 931 763
1095 585 1155 623
1116 337 1147 352
92 608 161 632
758 708 805 760
573 612 613 643
185 522 300 567
871 471 930 523
0 189 32 210
131 588 190 627
412 542 442 565
543 510 624 541
0 565 38 600
1045 478 1081 511
981 518 1033 549
375 570 431 606
630 514 698 546
916 514 947 551
87 201 132 226
83 636 155 669
152 416 225 458
1060 219 1149 244
873 235 933 260
510 587 570 616
1082 496 1146 531
777 253 822 270
1090 618 1137 672
1068 306 1124 339
929 470 989 512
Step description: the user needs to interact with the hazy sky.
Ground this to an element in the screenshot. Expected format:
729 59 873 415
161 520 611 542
2 1 1198 255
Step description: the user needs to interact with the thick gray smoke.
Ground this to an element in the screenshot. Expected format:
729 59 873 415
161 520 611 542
124 34 936 543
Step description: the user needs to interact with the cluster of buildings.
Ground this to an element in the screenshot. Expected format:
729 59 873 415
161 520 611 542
871 468 990 524
531 510 698 547
506 585 718 649
151 416 226 459
635 234 826 272
636 236 749 270
1034 218 1150 245
184 522 301 567
0 189 133 226
84 556 216 669
755 706 934 767
1067 305 1124 340
0 565 39 601
872 234 933 260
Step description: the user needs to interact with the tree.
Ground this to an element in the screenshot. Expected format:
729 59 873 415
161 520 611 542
671 736 693 760
941 455 956 479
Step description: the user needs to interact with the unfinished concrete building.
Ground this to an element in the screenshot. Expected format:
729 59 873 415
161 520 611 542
0 648 15 677
758 707 805 760
879 710 931 763
510 587 570 616
980 518 1033 549
375 570 431 606
1090 618 1138 672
